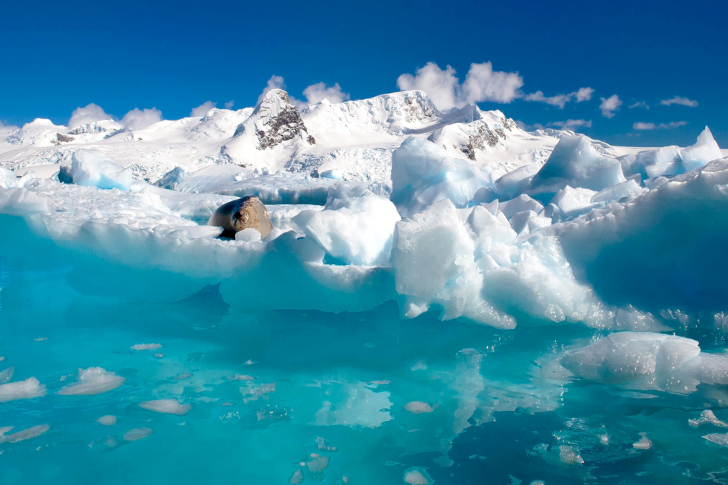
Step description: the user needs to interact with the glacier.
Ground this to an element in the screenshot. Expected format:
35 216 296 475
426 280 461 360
1 89 728 484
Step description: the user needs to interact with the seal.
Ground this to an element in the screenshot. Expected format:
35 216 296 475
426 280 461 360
208 196 274 239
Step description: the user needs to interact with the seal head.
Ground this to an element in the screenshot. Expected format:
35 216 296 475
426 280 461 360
208 196 273 239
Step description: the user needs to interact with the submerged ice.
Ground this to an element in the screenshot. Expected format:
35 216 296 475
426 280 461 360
1 91 727 483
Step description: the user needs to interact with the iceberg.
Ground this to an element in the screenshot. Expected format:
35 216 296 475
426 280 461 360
390 137 493 217
59 150 133 191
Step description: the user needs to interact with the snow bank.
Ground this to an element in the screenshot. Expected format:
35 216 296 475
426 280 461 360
59 150 133 190
293 186 401 266
620 127 722 180
57 367 125 395
557 159 728 313
390 137 493 217
528 135 625 199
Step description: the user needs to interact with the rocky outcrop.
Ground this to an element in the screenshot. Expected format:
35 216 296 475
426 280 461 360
251 89 314 150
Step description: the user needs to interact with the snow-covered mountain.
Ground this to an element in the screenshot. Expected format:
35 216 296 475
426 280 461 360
0 89 566 186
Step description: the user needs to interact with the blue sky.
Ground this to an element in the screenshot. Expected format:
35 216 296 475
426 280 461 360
2 0 725 147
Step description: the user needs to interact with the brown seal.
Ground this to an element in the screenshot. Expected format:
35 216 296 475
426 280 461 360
208 196 273 239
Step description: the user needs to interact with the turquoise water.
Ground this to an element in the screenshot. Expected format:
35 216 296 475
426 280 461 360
1 215 728 484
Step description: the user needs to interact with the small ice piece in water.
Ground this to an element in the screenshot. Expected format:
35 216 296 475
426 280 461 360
403 467 434 484
289 469 304 484
633 432 652 450
404 401 434 414
306 453 330 473
226 374 255 381
139 399 191 416
704 432 728 447
153 353 165 359
131 343 162 351
689 410 728 428
96 415 117 426
0 366 14 384
0 377 47 402
241 382 276 403
57 367 125 396
0 424 50 444
558 445 584 465
316 436 338 452
123 427 153 442
174 373 193 381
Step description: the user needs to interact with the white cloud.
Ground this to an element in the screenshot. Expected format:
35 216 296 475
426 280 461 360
256 75 306 108
660 96 698 107
517 119 592 132
302 82 350 104
551 119 593 130
0 120 19 135
190 101 216 117
257 75 287 105
523 91 570 108
629 101 649 109
224 100 235 109
397 62 523 111
599 95 622 118
461 62 524 105
574 87 595 102
69 103 114 128
633 121 687 130
121 108 163 130
524 87 595 109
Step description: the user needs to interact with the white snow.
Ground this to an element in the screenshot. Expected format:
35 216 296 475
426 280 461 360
61 150 133 191
294 186 401 265
390 137 493 217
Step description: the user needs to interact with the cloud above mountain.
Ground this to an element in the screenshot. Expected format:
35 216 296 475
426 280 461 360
633 121 687 130
523 87 594 109
397 62 594 112
256 76 350 108
190 101 216 117
302 82 350 104
69 103 114 128
396 62 524 110
121 108 163 130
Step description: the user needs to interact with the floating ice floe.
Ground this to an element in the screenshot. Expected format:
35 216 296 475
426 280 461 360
0 424 50 444
96 415 118 426
139 399 191 416
57 367 125 395
0 377 46 402
123 427 153 442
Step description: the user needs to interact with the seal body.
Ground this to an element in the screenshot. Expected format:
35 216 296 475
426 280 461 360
208 196 273 239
